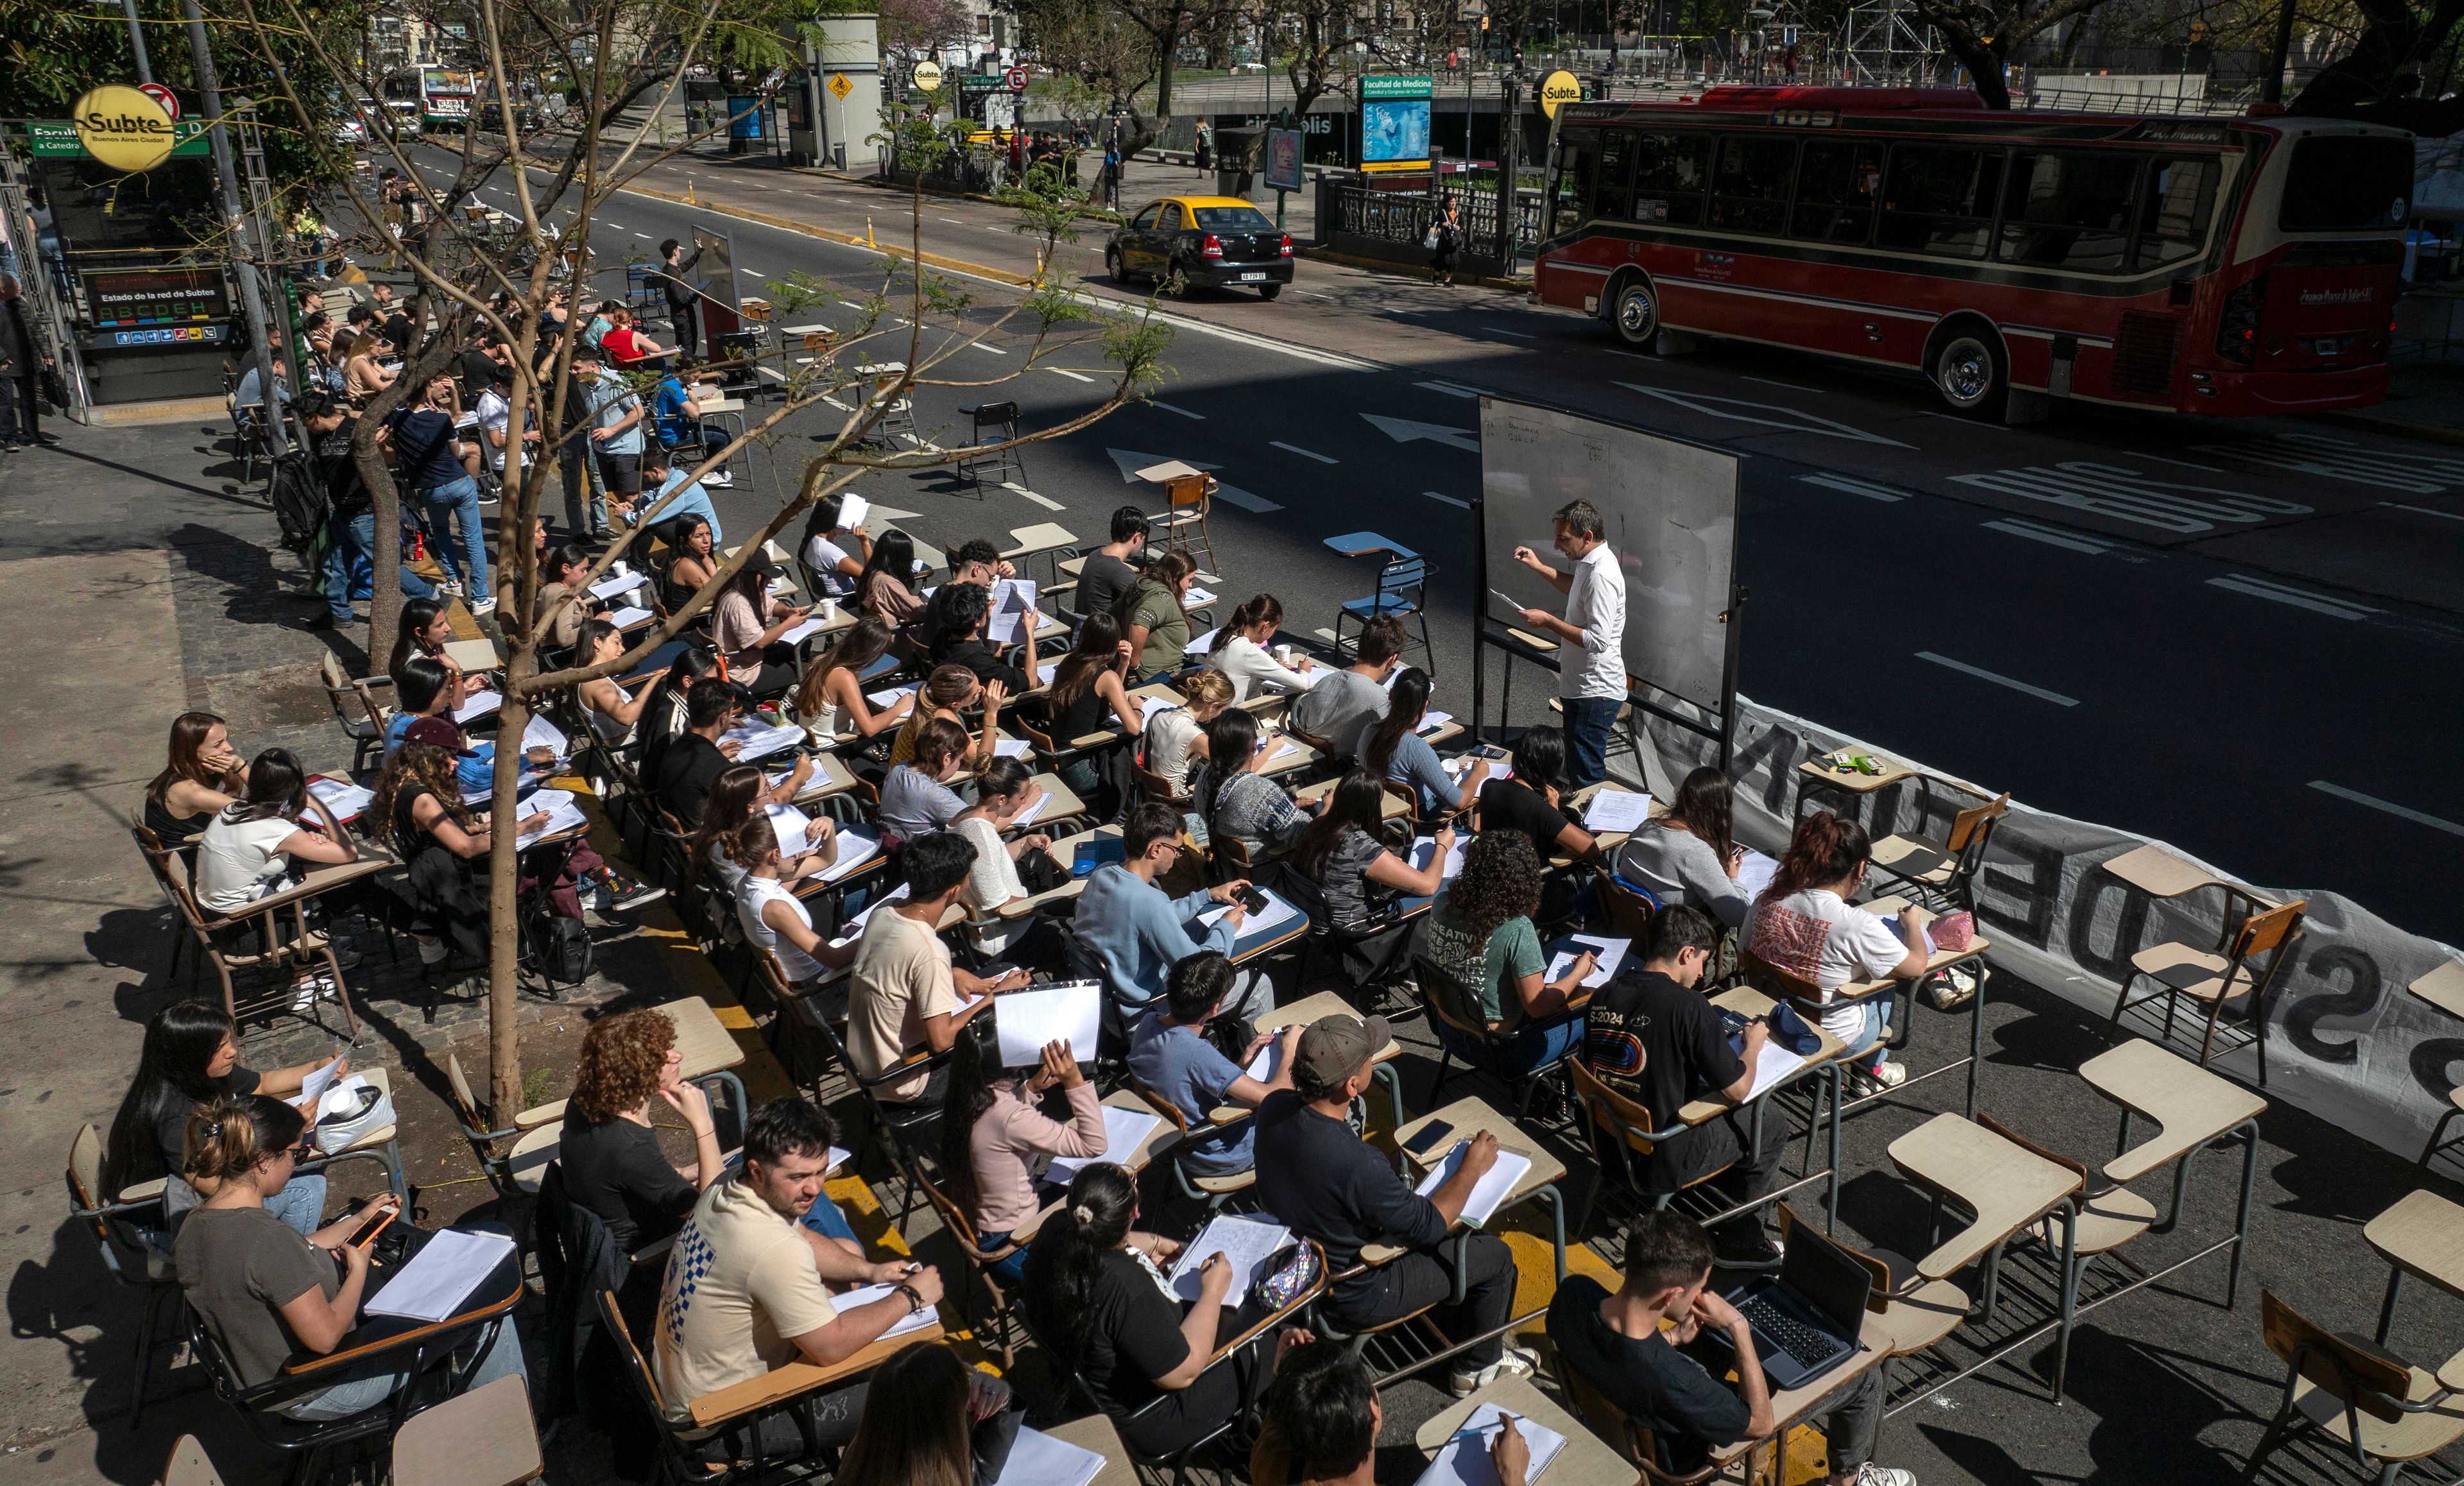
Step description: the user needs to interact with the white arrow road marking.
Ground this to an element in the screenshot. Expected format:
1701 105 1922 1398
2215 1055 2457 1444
1414 380 1482 399
1211 484 1283 512
1106 448 1221 483
1616 383 1912 446
1045 368 1097 382
1364 413 1480 452
2205 574 2379 620
1949 462 2308 534
2192 432 2464 494
1916 653 2080 706
2307 781 2464 838
1796 474 1907 502
1000 482 1066 510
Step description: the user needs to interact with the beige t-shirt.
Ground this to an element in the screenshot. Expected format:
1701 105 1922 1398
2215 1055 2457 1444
654 1174 839 1424
849 907 957 1101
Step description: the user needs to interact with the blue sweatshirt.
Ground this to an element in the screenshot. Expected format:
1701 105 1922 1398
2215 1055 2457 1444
384 711 496 797
1074 864 1239 1007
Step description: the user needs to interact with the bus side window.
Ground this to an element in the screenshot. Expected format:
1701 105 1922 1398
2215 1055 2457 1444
1996 151 2141 272
1879 145 2004 259
1711 135 1798 236
1631 132 1709 227
1792 140 1883 244
1596 132 1640 224
1550 130 1600 238
2137 157 2220 269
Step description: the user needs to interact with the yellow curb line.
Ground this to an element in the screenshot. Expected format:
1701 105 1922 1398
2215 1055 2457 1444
594 173 1038 288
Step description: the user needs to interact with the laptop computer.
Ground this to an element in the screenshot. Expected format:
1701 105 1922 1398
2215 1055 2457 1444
1706 1224 1873 1391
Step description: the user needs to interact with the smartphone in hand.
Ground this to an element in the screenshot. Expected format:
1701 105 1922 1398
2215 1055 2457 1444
346 1199 398 1250
1235 885 1269 914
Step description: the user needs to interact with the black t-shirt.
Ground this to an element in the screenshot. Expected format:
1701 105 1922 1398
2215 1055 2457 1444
1254 1091 1445 1303
460 348 502 397
936 636 1030 694
1075 552 1139 620
653 731 731 828
153 1067 263 1176
318 422 373 518
1478 777 1574 862
1081 1250 1193 1415
1583 969 1743 1129
390 407 466 491
380 309 414 355
1546 1276 1750 1475
556 1115 697 1254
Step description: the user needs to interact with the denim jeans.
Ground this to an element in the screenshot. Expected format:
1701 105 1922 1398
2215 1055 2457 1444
418 476 489 602
1834 989 1899 1071
975 1231 1029 1285
1561 694 1623 790
325 509 436 619
1491 1009 1586 1079
796 1190 860 1246
560 440 607 537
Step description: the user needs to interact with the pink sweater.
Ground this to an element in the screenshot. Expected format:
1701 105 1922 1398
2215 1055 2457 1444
968 1079 1105 1234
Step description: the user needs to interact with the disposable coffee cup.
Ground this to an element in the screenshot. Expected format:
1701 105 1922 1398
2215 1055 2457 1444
1272 644 1296 667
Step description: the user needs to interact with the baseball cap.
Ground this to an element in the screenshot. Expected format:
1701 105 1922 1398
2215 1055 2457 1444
1294 1013 1390 1091
402 716 474 756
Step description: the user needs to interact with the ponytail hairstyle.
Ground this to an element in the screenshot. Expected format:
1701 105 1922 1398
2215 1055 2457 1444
103 1000 240 1193
1668 765 1735 867
182 1093 308 1188
1294 769 1387 881
229 748 309 824
1363 667 1431 778
1763 810 1871 902
722 809 783 874
1211 592 1283 654
1174 667 1235 721
1112 549 1195 633
1048 612 1124 711
1195 706 1261 820
971 755 1036 815
687 764 769 877
937 1029 1000 1222
1022 1163 1137 1364
1508 724 1567 794
795 617 894 720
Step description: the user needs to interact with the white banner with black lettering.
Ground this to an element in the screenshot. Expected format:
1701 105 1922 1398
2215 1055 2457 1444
1631 694 2464 1162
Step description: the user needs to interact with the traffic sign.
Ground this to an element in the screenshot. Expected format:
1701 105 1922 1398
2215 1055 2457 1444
137 82 180 120
1004 64 1029 92
826 72 853 100
913 61 943 91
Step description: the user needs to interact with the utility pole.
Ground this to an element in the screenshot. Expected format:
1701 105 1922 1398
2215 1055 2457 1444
2261 0 2296 104
121 0 155 84
179 0 287 457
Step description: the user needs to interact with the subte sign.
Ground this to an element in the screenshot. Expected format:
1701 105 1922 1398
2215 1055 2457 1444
912 61 943 92
1539 69 1583 118
73 85 180 172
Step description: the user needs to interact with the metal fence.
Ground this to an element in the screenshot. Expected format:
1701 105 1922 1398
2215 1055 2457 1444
1324 180 1544 270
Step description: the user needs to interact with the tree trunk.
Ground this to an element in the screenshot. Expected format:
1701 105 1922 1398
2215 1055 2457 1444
485 663 530 1125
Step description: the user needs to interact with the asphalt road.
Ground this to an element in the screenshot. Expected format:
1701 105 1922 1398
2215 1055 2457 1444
412 149 2464 947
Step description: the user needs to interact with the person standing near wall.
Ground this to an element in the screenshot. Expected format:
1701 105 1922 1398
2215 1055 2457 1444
1510 499 1626 790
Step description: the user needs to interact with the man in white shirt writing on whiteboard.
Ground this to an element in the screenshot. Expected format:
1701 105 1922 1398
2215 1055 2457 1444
1510 498 1627 790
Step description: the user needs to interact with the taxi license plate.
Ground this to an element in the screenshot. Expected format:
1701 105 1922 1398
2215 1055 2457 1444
1240 272 1269 282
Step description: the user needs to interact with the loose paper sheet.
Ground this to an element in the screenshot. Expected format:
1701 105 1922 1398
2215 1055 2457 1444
364 1229 517 1324
1167 1216 1293 1306
1582 790 1655 833
1413 1141 1534 1229
1743 1040 1810 1102
590 572 647 601
1046 1106 1164 1184
1412 835 1469 884
826 1281 940 1339
522 713 569 758
987 579 1041 646
453 690 504 724
990 1429 1104 1486
992 739 1033 759
777 615 829 647
298 1054 347 1106
1737 848 1779 900
994 980 1104 1068
818 828 882 882
765 802 814 858
834 882 910 944
608 605 654 629
1419 710 1455 735
720 722 805 764
1185 626 1220 656
1416 1403 1570 1486
1543 934 1630 988
308 777 373 821
1200 889 1301 938
836 493 870 531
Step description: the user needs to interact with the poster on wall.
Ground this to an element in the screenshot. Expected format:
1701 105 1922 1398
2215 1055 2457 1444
1265 128 1304 192
1359 74 1432 173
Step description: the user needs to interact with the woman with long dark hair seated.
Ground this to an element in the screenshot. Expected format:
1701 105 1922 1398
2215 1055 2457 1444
1039 612 1142 795
1616 765 1749 930
1423 831 1593 1075
1290 770 1451 982
793 615 914 743
144 711 250 850
834 1340 1023 1486
1199 707 1316 862
191 747 362 919
572 619 671 744
1743 810 1931 1093
103 1000 341 1235
370 736 544 969
659 511 719 615
1358 668 1487 819
387 596 452 681
855 527 925 631
941 1030 1103 1283
1023 1163 1245 1458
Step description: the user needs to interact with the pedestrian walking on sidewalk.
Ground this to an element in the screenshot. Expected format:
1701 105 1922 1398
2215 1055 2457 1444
0 275 57 448
1194 121 1213 174
1428 197 1464 288
1103 139 1124 210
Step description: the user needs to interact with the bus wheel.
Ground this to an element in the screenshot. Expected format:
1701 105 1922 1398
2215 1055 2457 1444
1610 278 1659 348
1930 330 2006 416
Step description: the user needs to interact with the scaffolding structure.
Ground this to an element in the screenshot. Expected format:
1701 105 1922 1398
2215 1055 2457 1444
1837 0 1943 85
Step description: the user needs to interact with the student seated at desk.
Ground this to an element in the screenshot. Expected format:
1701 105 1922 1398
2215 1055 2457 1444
711 555 811 701
794 617 914 743
1202 594 1317 703
879 719 974 846
941 1032 1103 1283
1076 803 1269 1023
1023 1163 1250 1459
1145 669 1232 802
1474 724 1598 867
146 711 249 850
660 512 719 614
835 1341 1024 1486
654 677 813 828
1115 550 1199 683
1615 766 1750 930
655 1099 946 1459
689 763 839 896
536 543 603 652
573 619 671 743
892 665 999 771
558 1008 727 1260
797 493 869 602
1548 1211 1914 1486
1254 1340 1530 1486
1289 772 1449 984
1584 905 1782 1262
1743 812 1929 1094
387 597 454 681
1126 951 1302 1183
373 731 540 966
1424 830 1591 1076
637 646 722 783
847 832 1026 1110
383 657 554 798
1358 668 1482 817
1254 1016 1527 1399
928 581 1036 694
105 1000 340 1237
642 445 722 542
1198 707 1317 862
193 748 361 918
1041 613 1142 794
949 758 1066 971
1074 506 1150 622
1286 615 1403 755
854 528 926 631
651 361 733 486
599 307 669 368
176 1095 528 1422
732 813 860 993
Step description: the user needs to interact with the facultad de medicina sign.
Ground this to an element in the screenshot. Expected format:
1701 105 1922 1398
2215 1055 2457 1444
22 119 210 158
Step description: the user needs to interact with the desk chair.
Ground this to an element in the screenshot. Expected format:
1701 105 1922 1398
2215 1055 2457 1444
812 1013 948 1234
68 1125 182 1427
160 1438 232 1486
1869 790 2009 913
1976 1113 2153 1399
391 1376 542 1486
909 1166 1027 1369
1152 472 1218 571
1595 869 1660 938
1125 1069 1257 1216
1412 954 1579 1128
956 401 1023 491
319 654 389 773
130 824 363 1039
1557 1363 1734 1485
1135 760 1189 812
2243 1290 2464 1486
1566 1059 1757 1247
1332 551 1433 674
444 1052 565 1211
2109 896 2306 1083
1308 1242 1469 1378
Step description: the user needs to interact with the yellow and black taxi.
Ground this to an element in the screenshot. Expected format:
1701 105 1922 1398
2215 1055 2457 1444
1106 196 1295 300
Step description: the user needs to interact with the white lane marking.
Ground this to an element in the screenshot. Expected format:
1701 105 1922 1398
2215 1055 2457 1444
1982 518 2111 555
2307 781 2464 838
1618 382 1913 447
1108 448 1220 482
964 341 1010 355
2132 451 2225 474
2205 574 2379 620
2382 500 2464 522
983 226 1008 234
1364 413 1479 452
1151 400 1204 419
1045 368 1097 382
1000 483 1066 510
939 216 967 225
631 231 651 239
1423 490 1472 508
1211 483 1284 512
1270 440 1338 464
1796 474 1907 502
1482 326 1535 338
1949 463 2307 534
1915 652 2080 706
1299 290 1333 300
605 220 625 228
1414 379 1482 400
1741 374 1824 394
2193 432 2464 494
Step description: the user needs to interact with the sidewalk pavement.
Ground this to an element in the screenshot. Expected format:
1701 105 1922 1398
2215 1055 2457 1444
2329 358 2464 447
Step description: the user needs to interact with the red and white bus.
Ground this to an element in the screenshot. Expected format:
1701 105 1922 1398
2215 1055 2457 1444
1534 87 2414 418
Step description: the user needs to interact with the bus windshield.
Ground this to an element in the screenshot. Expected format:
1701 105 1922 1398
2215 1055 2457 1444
2279 135 2412 232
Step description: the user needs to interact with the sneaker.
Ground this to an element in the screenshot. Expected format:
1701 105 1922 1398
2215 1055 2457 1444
434 579 465 598
1853 1466 1917 1486
289 973 342 1012
1856 1060 1910 1095
703 469 734 487
606 876 668 912
477 489 501 507
470 597 498 615
1714 1227 1783 1268
1449 1343 1538 1398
